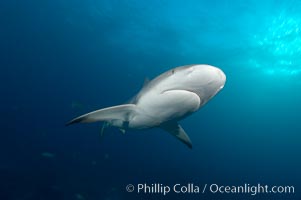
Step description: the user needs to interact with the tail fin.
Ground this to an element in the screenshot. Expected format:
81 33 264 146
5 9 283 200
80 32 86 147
66 104 137 126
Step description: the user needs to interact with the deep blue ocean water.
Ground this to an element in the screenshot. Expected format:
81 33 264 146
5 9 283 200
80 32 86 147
1 0 301 199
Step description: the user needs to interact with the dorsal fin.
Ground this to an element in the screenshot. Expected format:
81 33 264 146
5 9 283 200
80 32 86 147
143 77 150 87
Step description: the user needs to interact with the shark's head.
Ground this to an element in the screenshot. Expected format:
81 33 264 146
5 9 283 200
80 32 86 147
173 64 226 105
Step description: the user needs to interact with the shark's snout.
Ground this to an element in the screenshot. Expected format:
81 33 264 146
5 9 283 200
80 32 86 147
217 68 226 88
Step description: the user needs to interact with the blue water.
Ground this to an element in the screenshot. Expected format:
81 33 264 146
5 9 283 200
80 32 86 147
1 0 301 199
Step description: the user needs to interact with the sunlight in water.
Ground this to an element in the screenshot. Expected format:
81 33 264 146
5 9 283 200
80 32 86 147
250 14 301 76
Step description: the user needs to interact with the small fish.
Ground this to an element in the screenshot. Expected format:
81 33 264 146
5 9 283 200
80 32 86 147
75 193 85 200
41 152 55 158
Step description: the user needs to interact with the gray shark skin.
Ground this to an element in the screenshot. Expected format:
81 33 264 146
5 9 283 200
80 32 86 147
66 64 226 148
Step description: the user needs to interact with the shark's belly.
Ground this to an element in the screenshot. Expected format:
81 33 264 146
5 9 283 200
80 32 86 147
128 89 201 129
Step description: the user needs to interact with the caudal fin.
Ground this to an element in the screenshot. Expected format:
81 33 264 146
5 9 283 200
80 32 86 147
66 104 137 126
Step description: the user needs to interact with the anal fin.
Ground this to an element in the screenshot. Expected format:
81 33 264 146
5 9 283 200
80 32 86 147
160 122 192 149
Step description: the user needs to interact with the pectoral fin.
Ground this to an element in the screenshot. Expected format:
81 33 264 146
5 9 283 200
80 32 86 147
66 104 137 126
160 122 192 149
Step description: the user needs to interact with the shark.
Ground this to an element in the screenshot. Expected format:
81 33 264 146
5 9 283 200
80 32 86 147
66 64 226 148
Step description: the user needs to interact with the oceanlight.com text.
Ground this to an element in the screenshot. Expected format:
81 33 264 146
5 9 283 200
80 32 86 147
208 183 295 196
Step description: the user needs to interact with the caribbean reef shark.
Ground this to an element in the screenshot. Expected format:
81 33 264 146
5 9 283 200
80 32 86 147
66 64 226 148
